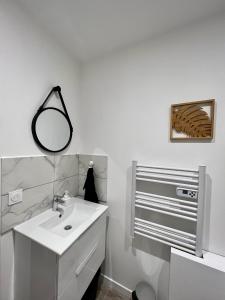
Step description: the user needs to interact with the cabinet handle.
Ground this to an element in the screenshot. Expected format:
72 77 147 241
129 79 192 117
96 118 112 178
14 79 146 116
75 243 98 277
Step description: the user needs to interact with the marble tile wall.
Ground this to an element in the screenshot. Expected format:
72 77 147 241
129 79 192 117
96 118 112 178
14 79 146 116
78 154 108 202
54 155 79 196
1 155 78 233
0 154 107 234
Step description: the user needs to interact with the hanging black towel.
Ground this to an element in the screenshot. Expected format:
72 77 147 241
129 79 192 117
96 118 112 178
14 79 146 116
83 168 99 203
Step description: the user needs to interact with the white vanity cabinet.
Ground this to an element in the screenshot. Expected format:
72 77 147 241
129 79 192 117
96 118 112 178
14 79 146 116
29 213 107 300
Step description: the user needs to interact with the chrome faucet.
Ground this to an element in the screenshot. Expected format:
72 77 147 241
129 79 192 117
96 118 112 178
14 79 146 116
53 195 65 217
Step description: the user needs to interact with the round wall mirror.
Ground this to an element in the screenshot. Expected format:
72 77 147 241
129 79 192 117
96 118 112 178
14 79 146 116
31 86 73 153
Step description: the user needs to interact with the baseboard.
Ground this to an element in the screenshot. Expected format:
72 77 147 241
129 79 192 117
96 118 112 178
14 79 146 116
100 273 132 298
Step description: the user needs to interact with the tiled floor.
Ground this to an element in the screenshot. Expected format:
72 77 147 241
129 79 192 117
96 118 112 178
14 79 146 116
96 286 131 300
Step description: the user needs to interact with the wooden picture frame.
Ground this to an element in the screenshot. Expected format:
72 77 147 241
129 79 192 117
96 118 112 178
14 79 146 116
170 99 215 141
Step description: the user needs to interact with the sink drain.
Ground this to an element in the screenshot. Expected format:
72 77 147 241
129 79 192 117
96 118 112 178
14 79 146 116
64 225 72 230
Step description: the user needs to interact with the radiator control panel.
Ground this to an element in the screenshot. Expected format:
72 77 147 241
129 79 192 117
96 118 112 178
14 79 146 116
176 187 198 200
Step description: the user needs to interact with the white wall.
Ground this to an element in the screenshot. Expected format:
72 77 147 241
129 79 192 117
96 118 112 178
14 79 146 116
0 1 81 299
0 0 81 157
80 14 225 299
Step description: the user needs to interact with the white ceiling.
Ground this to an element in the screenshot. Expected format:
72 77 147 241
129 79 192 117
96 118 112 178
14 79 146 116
18 0 225 61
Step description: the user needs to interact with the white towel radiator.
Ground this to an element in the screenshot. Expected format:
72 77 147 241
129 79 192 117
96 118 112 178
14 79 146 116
131 161 206 257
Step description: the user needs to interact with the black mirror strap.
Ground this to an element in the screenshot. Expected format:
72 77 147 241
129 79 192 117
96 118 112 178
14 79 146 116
56 87 73 130
38 86 73 131
40 86 67 115
39 87 54 110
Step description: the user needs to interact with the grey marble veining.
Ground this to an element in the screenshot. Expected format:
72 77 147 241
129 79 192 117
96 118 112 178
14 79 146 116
54 175 79 197
1 182 53 233
54 154 78 180
79 175 107 202
78 154 108 179
1 156 55 195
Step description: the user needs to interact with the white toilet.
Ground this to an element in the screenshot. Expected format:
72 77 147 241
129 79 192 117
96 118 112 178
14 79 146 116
133 281 156 300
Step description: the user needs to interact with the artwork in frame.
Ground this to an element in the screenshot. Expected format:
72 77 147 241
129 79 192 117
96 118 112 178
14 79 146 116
170 99 215 141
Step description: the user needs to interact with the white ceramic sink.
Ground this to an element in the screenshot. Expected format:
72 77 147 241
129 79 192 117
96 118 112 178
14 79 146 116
14 197 108 255
40 201 99 237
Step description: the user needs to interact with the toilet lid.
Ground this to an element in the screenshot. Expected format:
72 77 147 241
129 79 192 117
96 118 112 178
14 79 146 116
135 281 156 300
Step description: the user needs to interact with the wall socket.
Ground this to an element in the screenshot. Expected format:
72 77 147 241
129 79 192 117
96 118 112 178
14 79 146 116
8 189 23 205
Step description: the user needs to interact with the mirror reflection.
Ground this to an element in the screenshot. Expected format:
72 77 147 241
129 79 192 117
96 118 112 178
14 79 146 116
35 108 71 152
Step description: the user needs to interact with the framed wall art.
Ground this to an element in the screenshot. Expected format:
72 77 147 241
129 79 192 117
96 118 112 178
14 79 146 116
170 99 215 141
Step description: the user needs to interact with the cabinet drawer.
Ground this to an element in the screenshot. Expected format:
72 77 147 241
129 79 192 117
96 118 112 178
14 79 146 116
58 213 106 297
58 235 105 300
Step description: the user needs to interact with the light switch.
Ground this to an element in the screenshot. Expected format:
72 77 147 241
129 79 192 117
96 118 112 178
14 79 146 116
8 189 23 206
